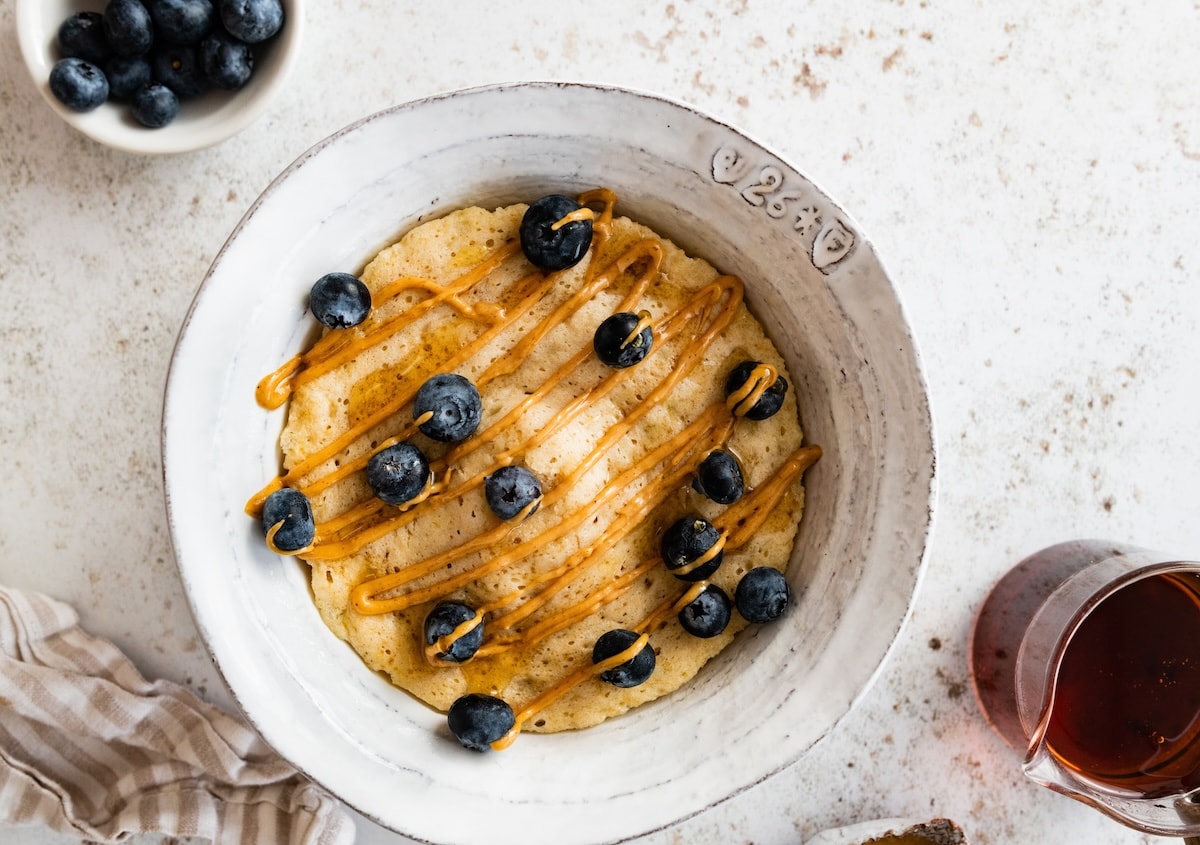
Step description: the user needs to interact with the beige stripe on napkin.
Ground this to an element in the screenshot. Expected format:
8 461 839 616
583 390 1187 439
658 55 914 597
0 586 354 845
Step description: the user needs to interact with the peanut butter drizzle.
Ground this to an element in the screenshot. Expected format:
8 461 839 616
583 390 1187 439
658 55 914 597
302 410 435 504
254 241 524 412
338 267 739 590
246 195 627 520
490 632 651 751
621 310 654 349
726 362 779 416
482 442 820 746
474 411 735 634
298 262 736 563
550 206 597 231
264 521 313 557
293 239 666 561
642 580 711 635
477 442 821 658
245 266 557 517
671 530 727 578
424 611 483 666
475 238 662 387
350 404 733 615
250 187 821 748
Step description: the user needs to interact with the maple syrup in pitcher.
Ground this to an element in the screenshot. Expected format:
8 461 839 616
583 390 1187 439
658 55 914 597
1046 569 1200 796
971 541 1200 835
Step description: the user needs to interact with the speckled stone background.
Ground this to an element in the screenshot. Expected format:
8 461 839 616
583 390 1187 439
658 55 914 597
2 1 1199 844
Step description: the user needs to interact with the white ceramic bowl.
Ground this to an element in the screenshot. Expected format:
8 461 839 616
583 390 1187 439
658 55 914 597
162 82 936 845
16 0 304 155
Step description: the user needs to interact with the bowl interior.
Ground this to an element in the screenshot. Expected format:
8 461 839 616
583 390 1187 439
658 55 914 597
16 0 303 154
163 82 935 845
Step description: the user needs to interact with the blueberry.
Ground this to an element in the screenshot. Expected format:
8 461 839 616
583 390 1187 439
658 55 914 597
148 0 215 44
151 44 208 98
519 194 594 272
260 487 315 552
366 442 431 507
130 81 179 127
691 449 745 505
593 312 653 369
57 12 111 64
105 55 153 99
483 466 542 521
413 374 482 443
660 516 724 582
735 566 791 623
424 601 483 662
724 360 789 421
678 584 732 638
199 30 254 90
309 272 371 328
447 693 515 752
104 0 154 57
592 629 655 688
218 0 284 43
48 58 109 112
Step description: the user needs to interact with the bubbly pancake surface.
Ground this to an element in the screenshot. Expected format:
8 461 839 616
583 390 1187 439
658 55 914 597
260 191 816 736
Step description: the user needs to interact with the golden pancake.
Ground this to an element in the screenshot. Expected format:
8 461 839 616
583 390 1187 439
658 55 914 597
250 189 819 746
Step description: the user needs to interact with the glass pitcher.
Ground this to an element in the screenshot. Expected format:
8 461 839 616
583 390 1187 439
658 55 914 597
970 540 1200 838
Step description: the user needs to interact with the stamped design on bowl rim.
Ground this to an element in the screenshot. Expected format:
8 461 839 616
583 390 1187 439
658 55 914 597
710 143 856 274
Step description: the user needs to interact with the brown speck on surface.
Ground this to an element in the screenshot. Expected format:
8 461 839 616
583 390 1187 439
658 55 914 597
793 62 826 98
882 45 905 71
1174 122 1200 161
928 636 942 650
1103 495 1115 512
226 189 238 202
937 667 968 700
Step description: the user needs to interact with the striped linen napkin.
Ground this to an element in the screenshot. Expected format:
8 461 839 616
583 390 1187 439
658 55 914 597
0 586 355 844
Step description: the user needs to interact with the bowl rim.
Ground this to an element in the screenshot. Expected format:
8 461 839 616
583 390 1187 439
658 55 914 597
14 0 306 155
162 79 938 844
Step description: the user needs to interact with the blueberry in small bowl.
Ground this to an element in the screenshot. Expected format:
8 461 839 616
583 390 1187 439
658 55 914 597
48 57 109 112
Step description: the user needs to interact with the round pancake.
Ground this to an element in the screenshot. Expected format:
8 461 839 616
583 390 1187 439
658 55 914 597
267 192 812 736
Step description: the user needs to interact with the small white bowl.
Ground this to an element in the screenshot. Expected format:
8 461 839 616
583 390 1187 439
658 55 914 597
15 0 304 155
163 82 936 845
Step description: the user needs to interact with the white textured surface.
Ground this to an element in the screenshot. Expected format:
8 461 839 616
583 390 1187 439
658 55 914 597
1 2 1198 845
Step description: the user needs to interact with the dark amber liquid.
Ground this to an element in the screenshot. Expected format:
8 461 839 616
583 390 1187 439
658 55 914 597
1046 571 1200 797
